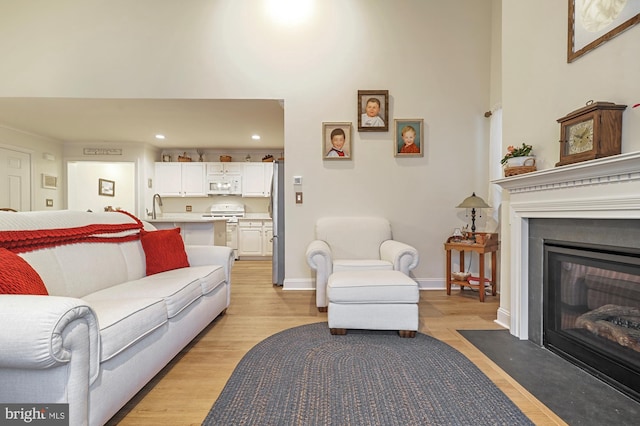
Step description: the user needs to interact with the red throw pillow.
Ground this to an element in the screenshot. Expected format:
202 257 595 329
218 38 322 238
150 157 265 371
140 228 190 275
0 248 48 295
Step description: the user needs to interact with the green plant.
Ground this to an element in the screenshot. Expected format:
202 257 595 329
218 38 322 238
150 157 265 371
500 143 533 165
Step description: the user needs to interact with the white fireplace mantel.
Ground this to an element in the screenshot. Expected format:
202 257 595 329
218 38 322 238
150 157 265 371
493 151 640 339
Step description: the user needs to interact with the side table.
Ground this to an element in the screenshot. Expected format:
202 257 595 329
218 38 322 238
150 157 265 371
444 233 499 302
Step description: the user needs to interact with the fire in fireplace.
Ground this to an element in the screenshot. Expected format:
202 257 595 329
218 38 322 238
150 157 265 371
544 240 640 401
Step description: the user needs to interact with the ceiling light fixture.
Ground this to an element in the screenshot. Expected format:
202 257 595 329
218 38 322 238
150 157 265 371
252 134 261 140
155 134 165 140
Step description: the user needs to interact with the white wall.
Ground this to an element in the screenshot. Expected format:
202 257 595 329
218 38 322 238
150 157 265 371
500 1 640 318
67 161 135 213
0 0 494 287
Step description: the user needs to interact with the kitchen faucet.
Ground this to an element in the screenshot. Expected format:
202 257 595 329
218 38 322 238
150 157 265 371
152 193 163 219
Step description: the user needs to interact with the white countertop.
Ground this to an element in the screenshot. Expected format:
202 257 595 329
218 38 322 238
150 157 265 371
242 213 272 220
146 213 229 223
146 212 271 223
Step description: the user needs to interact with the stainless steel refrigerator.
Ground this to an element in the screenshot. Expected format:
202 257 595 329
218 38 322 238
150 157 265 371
270 160 285 285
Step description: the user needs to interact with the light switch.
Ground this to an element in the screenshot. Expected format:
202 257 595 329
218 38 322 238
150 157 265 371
296 192 303 204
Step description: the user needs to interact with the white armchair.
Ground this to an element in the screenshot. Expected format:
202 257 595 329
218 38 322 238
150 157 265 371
306 217 419 311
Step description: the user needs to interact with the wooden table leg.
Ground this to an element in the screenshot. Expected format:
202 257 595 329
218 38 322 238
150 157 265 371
491 251 497 296
478 252 485 302
446 249 452 295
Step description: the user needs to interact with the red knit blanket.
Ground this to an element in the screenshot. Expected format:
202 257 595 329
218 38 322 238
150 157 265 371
0 211 144 254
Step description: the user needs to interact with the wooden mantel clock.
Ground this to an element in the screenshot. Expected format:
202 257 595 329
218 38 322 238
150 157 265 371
556 101 626 167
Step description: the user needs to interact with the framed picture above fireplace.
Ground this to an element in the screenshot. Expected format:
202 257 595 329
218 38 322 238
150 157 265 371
567 0 640 63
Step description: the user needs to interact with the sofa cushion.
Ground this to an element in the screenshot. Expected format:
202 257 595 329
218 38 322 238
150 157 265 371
84 266 221 318
316 217 391 260
0 248 48 295
198 265 227 295
328 270 419 304
85 297 167 362
140 228 189 275
333 259 393 272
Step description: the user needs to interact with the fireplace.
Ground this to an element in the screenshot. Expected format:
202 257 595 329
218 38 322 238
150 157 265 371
544 238 640 401
494 152 640 399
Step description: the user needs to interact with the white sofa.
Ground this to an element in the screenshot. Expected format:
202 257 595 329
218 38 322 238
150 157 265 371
306 217 419 310
0 210 234 426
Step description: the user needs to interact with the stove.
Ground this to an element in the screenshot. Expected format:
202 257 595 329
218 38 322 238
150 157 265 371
204 203 245 259
203 203 245 223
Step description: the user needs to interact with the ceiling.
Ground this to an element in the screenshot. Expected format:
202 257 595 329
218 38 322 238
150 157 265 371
0 98 285 150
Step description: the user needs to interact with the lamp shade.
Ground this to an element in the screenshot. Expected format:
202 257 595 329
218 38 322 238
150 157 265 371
456 192 490 209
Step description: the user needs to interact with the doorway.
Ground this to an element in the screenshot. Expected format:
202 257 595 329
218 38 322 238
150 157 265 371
0 147 31 211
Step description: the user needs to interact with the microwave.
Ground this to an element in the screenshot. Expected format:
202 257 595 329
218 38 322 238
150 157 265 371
207 176 242 195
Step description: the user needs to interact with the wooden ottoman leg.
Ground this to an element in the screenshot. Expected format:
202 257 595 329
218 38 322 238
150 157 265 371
318 306 328 313
399 330 416 338
330 328 347 335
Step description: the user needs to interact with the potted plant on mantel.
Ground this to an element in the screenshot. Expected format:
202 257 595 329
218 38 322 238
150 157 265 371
501 142 535 176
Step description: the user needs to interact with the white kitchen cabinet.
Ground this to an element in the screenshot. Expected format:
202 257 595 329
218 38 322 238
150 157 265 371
242 162 273 197
238 219 273 257
206 162 243 176
155 163 206 197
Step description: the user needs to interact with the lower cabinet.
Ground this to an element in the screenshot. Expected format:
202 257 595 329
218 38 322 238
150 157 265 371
238 219 273 257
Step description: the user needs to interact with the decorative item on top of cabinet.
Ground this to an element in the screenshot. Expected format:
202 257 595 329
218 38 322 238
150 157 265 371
556 101 626 167
177 152 192 162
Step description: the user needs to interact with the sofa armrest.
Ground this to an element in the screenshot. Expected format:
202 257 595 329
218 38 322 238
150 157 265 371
0 295 100 383
380 240 419 274
185 245 235 283
306 240 333 308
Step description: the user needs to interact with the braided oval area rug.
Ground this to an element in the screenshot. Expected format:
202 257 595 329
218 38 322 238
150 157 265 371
203 322 534 426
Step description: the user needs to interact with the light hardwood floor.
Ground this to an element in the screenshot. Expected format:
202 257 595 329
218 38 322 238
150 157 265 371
107 260 566 425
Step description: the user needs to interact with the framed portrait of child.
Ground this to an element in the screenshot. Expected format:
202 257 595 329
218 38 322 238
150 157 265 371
323 122 352 160
357 90 389 132
394 119 424 157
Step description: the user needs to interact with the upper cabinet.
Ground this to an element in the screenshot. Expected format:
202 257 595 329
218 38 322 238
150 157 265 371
154 161 272 198
155 162 206 197
242 162 273 197
206 162 243 176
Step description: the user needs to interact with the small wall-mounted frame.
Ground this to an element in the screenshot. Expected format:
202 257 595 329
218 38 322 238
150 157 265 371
394 119 424 157
568 0 640 62
99 178 115 197
323 122 352 160
41 174 58 189
358 90 389 132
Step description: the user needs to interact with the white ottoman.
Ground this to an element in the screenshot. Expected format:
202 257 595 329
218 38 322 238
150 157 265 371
327 270 419 338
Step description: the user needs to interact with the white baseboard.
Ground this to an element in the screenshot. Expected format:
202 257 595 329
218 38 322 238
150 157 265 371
495 307 510 330
283 278 314 291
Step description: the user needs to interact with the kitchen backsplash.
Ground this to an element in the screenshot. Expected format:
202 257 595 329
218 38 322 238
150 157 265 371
159 196 269 215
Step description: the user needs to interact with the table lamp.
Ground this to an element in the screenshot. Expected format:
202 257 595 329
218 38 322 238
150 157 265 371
456 192 490 233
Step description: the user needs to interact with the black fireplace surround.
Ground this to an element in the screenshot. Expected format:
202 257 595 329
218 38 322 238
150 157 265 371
529 219 640 402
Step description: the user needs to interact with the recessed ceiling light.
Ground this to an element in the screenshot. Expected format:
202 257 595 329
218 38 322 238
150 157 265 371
252 134 261 140
155 134 166 140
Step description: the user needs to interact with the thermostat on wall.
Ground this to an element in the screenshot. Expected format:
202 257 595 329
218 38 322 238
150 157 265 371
293 176 302 185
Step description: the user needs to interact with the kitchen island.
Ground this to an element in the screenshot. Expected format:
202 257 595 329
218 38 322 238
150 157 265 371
147 214 228 246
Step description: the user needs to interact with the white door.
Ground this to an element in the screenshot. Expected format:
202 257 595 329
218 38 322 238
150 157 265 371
0 147 31 211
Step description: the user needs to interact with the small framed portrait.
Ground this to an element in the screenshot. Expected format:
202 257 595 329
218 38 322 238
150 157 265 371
358 90 389 132
323 122 352 160
99 178 115 196
394 119 424 157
